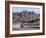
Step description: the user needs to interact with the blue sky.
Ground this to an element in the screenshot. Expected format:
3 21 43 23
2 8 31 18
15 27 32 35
12 7 40 14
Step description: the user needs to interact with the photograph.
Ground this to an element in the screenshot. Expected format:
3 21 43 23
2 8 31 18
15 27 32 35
12 7 40 31
10 4 43 34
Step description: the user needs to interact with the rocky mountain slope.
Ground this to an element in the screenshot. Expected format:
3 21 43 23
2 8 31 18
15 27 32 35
13 10 40 23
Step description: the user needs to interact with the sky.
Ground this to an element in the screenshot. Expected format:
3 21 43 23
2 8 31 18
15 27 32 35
12 7 40 14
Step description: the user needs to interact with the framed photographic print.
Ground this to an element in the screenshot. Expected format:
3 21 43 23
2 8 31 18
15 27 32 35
5 1 45 37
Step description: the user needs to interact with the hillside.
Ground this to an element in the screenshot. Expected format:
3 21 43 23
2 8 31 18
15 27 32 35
13 10 40 23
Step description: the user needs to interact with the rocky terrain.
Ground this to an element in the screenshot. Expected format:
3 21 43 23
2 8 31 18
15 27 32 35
13 10 40 23
12 10 40 30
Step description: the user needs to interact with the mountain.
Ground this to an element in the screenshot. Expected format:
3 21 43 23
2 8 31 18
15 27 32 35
13 10 40 23
13 10 35 16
